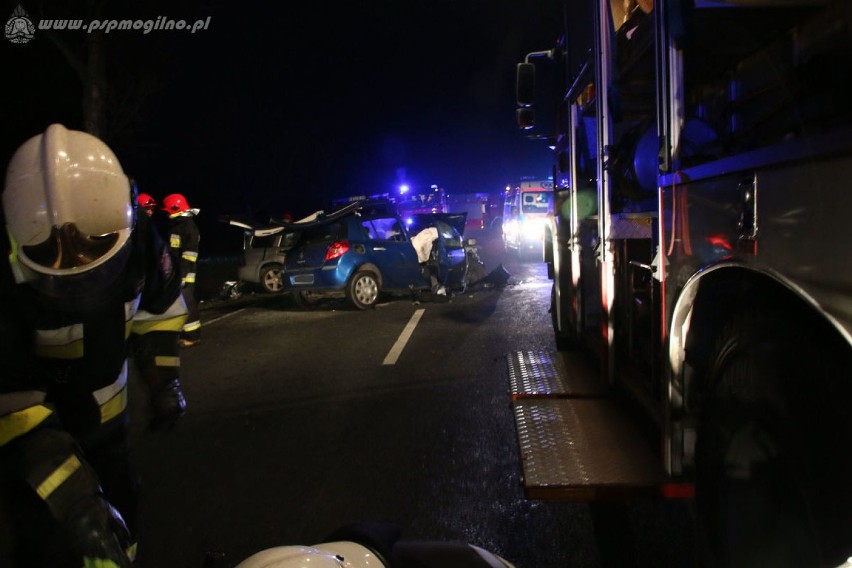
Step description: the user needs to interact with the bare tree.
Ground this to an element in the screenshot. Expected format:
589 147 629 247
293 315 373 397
34 0 158 141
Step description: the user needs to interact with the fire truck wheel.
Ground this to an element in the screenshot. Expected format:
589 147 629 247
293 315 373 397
550 283 575 350
695 312 852 567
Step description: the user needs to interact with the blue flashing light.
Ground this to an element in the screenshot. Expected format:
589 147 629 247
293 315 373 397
399 184 410 195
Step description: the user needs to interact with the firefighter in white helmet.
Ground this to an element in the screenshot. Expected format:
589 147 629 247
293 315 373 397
0 124 188 566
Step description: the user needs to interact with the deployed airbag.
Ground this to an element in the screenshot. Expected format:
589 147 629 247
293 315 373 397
410 227 438 263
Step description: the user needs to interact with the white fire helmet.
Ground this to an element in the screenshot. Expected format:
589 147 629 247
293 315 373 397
235 542 378 568
2 124 134 303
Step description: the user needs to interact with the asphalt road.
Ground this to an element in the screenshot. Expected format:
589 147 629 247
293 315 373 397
127 230 695 567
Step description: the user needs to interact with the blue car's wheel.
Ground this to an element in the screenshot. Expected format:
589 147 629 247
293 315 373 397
347 270 379 310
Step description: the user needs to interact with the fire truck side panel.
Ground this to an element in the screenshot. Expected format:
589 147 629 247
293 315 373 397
518 0 852 561
759 152 852 338
663 146 852 472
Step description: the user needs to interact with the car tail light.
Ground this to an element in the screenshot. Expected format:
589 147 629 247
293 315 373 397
324 240 349 261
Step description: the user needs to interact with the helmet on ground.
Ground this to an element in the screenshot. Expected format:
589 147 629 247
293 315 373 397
137 192 156 209
162 193 190 216
2 124 134 305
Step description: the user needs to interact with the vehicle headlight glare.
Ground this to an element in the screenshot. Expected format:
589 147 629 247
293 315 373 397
521 219 544 239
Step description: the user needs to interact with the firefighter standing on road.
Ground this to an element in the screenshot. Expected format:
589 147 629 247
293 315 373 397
163 193 201 347
0 124 188 566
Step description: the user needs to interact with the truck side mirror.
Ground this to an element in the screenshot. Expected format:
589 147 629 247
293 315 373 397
516 62 536 107
516 107 535 130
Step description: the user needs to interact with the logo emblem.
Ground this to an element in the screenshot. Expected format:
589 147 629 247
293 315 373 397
5 5 35 44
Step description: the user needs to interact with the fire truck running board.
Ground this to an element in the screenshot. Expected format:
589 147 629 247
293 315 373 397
507 351 665 501
508 350 609 398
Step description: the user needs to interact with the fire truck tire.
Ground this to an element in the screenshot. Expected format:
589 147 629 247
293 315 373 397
695 312 852 567
550 283 575 350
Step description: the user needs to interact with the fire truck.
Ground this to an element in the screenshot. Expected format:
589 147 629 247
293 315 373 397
513 0 852 565
395 184 448 223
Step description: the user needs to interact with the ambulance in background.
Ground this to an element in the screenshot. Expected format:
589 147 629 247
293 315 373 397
501 179 553 258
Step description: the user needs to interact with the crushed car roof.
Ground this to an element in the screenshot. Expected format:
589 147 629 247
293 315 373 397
222 200 468 237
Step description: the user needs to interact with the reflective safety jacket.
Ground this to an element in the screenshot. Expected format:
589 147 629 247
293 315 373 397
0 213 187 448
0 213 186 564
167 214 200 287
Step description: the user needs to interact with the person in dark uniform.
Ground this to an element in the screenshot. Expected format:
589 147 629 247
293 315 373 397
161 193 201 347
0 124 188 566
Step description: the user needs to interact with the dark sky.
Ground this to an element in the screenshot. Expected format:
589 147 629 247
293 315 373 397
2 0 563 243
